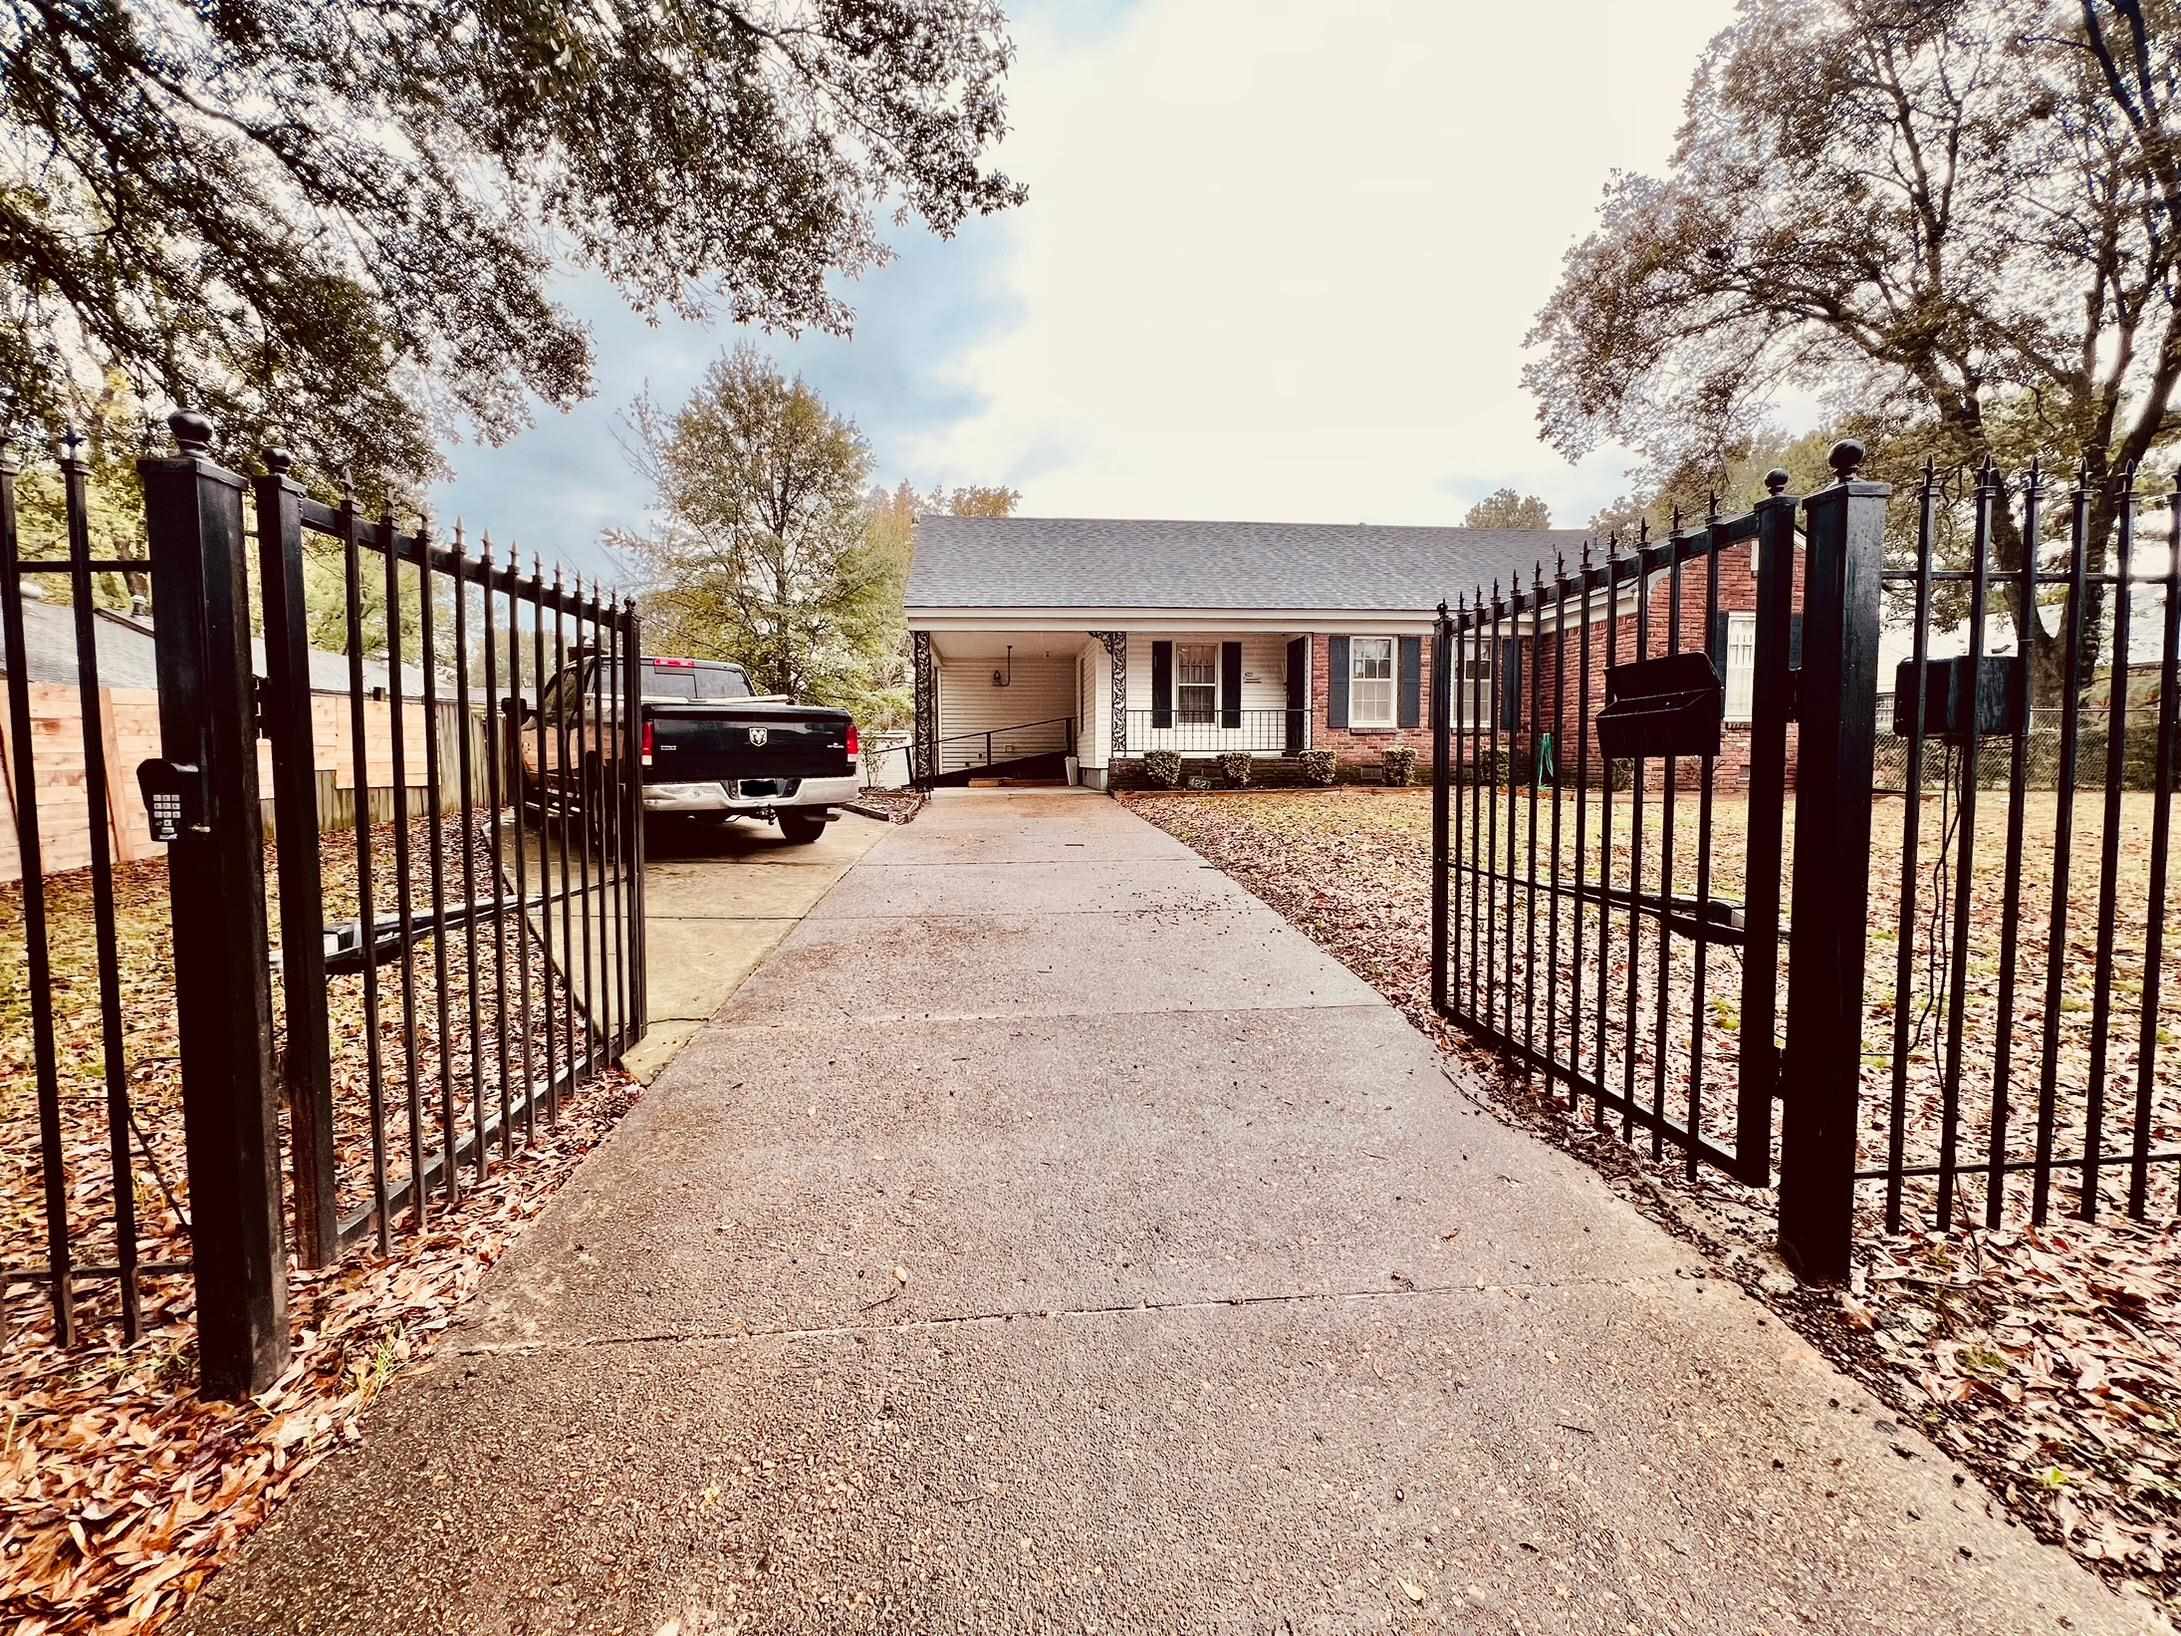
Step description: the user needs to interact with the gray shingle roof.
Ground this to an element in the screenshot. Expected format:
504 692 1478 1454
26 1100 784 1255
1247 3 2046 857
0 586 435 695
906 516 1593 614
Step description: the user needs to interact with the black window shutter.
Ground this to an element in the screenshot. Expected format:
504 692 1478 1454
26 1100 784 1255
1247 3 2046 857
1500 638 1522 730
1327 636 1350 729
1220 641 1242 728
1709 610 1728 670
1398 636 1422 729
1788 613 1804 668
1151 640 1173 729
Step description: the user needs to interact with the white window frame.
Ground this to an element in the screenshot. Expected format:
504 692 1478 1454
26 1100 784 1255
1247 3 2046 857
1724 612 1758 723
1350 636 1396 729
1177 641 1218 726
1453 636 1490 728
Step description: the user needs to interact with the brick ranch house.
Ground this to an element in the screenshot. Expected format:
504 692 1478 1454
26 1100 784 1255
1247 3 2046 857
903 515 1583 788
905 513 1813 792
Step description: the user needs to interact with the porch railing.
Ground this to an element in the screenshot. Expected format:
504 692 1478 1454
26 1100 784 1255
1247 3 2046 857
1125 707 1304 753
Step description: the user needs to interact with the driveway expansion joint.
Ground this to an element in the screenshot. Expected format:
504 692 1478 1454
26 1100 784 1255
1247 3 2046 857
456 1273 1688 1358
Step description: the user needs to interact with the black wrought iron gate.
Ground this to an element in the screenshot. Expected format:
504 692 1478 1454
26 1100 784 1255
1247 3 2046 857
8 412 649 1396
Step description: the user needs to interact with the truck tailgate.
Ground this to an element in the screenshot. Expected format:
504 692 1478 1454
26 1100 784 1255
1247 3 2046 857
647 705 853 783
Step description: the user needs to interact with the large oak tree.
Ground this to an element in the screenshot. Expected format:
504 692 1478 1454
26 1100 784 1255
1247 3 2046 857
1525 0 2181 692
1 1 1024 499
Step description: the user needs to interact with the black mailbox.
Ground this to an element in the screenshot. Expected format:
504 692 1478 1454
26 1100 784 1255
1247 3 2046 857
135 758 204 842
1595 652 1725 760
1891 655 2024 742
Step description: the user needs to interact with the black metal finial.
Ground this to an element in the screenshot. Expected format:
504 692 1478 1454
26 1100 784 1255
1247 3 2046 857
1637 517 1650 546
451 518 467 556
1765 468 1790 497
1581 538 1593 567
339 466 356 504
263 447 294 478
1706 490 1720 522
1829 438 1867 481
1436 598 1449 619
168 409 215 454
1669 503 1681 535
56 425 86 464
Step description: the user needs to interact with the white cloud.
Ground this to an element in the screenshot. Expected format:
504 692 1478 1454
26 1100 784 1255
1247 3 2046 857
910 0 1740 530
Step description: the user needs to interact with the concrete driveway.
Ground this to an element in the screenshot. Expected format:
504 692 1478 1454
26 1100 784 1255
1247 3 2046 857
186 790 2159 1636
622 813 891 1080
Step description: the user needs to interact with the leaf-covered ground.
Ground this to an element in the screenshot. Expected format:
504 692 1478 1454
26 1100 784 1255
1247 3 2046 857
1124 785 2181 1625
2 814 640 1631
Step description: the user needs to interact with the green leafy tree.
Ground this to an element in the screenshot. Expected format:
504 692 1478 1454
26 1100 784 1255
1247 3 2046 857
1525 0 2181 695
1463 488 1553 529
0 1 1025 500
612 346 897 711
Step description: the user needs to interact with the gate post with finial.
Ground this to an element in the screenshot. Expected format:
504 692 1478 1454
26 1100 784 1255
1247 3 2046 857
1777 438 1889 1281
138 410 289 1395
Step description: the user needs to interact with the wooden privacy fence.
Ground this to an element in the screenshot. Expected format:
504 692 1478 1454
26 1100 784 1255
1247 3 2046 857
0 684 484 884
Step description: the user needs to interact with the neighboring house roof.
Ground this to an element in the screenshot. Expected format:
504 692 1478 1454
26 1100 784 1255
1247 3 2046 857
0 586 435 695
907 515 1591 613
1876 585 2172 681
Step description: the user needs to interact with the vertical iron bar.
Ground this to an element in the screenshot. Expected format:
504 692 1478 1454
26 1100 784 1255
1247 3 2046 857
481 542 513 1159
1624 530 1651 1141
1468 593 1483 1024
2128 477 2180 1217
60 438 141 1336
511 560 538 1142
1487 584 1501 1044
342 494 391 1250
383 514 426 1229
1652 531 1681 1159
1431 603 1451 1016
624 601 649 1038
1573 544 1594 1117
417 522 456 1204
2081 467 2136 1219
1937 463 1996 1228
1547 554 1568 1096
453 529 485 1185
1504 584 1519 1048
1688 525 1720 1182
0 451 76 1345
2032 475 2090 1224
1525 566 1542 1072
1596 542 1621 1126
553 574 576 1103
1742 480 1799 1183
1885 465 1937 1230
576 582 596 1079
252 450 336 1269
1987 465 2040 1226
532 560 559 1120
606 600 627 1055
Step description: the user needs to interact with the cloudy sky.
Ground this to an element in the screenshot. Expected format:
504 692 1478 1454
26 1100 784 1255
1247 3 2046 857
434 0 1741 583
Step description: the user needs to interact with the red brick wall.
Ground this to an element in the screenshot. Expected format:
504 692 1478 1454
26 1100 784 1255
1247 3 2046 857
1310 633 1438 772
1484 543 1804 794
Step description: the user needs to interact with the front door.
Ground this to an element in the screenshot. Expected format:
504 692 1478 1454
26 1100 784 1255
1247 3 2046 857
1284 638 1307 752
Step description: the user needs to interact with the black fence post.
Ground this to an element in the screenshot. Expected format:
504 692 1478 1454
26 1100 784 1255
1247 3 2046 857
1430 603 1451 1015
1736 471 1799 1186
252 449 338 1268
1777 440 1888 1281
138 411 288 1396
623 602 649 1036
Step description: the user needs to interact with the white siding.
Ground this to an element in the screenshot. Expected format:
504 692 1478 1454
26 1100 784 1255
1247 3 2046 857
1123 631 1298 754
936 654 1076 772
1078 644 1106 769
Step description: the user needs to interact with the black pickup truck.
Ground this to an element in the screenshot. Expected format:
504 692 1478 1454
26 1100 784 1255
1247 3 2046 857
514 655 859 844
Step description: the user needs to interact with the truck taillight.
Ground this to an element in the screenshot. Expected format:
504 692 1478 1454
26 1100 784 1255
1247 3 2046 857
641 720 654 766
845 722 859 760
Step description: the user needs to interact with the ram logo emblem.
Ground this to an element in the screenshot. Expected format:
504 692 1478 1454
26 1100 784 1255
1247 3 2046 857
747 727 768 748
